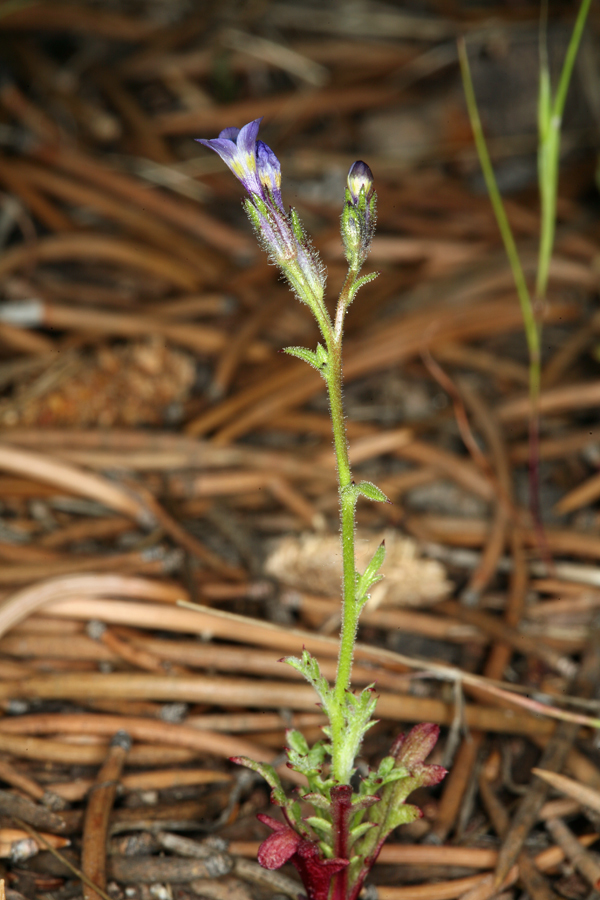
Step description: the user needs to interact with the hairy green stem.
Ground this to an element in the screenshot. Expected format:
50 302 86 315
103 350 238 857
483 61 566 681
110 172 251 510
324 270 361 783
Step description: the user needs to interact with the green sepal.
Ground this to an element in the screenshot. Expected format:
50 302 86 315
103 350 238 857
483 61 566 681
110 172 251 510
356 481 390 504
357 187 368 216
341 203 361 266
250 194 271 220
368 193 377 226
244 198 263 232
290 207 306 244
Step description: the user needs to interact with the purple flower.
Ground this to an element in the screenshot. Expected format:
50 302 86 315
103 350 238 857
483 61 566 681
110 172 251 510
196 118 284 212
198 119 326 306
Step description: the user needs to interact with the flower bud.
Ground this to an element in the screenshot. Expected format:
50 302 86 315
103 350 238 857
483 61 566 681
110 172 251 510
347 160 374 204
341 161 376 268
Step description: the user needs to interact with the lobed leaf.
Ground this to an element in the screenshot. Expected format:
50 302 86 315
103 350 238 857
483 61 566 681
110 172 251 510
230 757 287 807
283 345 327 376
283 650 334 717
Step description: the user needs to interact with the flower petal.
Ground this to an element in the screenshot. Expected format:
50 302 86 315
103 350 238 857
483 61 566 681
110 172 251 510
195 137 239 169
235 118 263 158
347 160 374 203
196 118 264 197
256 140 283 209
219 126 240 141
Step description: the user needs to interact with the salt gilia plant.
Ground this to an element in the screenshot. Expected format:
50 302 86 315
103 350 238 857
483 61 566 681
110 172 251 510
197 119 446 900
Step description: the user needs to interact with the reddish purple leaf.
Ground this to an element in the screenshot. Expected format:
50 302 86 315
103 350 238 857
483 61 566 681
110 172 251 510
257 812 286 832
390 723 440 767
258 825 302 869
291 840 348 900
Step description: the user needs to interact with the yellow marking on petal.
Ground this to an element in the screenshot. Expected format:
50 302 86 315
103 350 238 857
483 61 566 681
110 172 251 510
260 172 281 190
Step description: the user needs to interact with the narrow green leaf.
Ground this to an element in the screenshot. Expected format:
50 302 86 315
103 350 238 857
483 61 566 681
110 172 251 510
345 271 379 309
537 6 552 143
538 67 551 142
352 270 379 295
287 729 310 755
385 802 421 832
349 821 374 844
305 816 332 837
377 756 395 778
356 542 386 602
302 792 331 811
230 757 286 807
283 346 320 368
315 343 328 367
356 481 390 504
